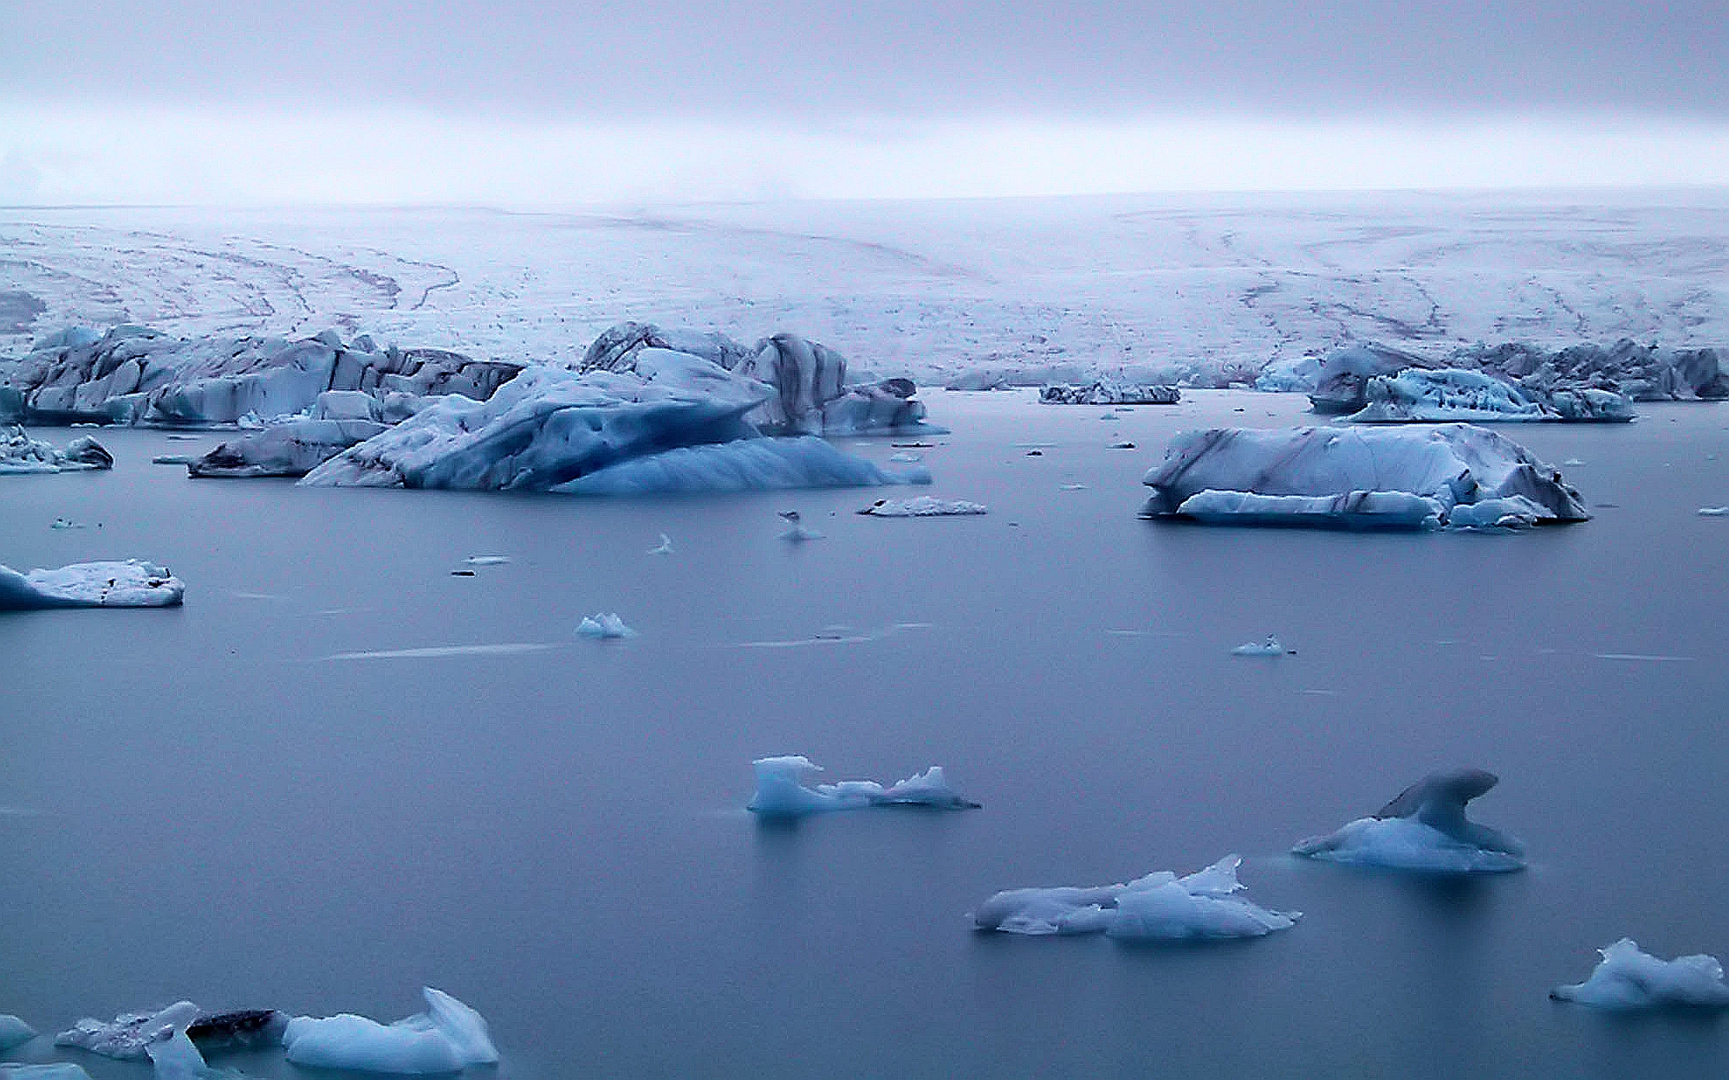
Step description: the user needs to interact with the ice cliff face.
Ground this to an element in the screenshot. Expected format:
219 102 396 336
0 326 521 426
1140 424 1589 529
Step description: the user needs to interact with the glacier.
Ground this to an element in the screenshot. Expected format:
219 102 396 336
0 1015 34 1051
1139 424 1589 529
747 756 980 816
1293 768 1526 874
0 560 185 610
972 855 1299 940
1550 939 1729 1009
1 426 112 474
279 988 498 1075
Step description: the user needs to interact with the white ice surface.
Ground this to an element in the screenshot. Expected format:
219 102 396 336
972 855 1299 939
0 1016 35 1052
576 613 634 639
280 988 498 1075
1551 939 1729 1009
857 496 987 516
747 756 979 816
1141 424 1588 528
55 1002 201 1061
0 560 185 610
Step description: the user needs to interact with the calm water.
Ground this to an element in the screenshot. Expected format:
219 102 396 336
4 390 1729 1078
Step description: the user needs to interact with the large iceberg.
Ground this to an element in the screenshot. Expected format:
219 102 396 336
1 426 112 474
972 855 1299 940
1139 424 1589 529
857 496 986 516
1550 939 1729 1009
0 560 185 610
747 756 980 816
280 988 498 1075
1345 369 1633 424
0 326 521 427
1293 768 1526 873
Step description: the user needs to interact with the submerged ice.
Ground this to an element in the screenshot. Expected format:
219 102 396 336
747 756 980 816
972 855 1299 940
0 560 185 610
1550 939 1729 1009
1293 768 1526 873
280 988 498 1075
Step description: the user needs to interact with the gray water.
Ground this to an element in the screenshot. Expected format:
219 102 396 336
4 390 1729 1078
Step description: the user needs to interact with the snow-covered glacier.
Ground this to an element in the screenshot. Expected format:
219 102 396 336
280 988 497 1075
747 756 980 816
0 560 185 610
1 426 112 474
972 855 1299 939
1292 768 1526 874
0 326 520 427
1550 939 1729 1009
1139 424 1588 529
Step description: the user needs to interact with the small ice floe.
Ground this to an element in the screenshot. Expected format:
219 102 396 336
1060 484 1087 491
1292 768 1525 873
165 434 200 442
778 510 823 541
151 454 197 465
972 855 1299 940
576 613 634 639
647 533 673 555
0 560 185 610
1231 636 1294 657
1564 458 1587 466
1698 507 1729 516
1109 440 1137 449
56 1002 202 1060
858 496 988 517
0 1014 36 1051
50 517 84 529
281 987 498 1075
462 555 509 567
1550 939 1729 1009
747 756 980 816
889 451 922 463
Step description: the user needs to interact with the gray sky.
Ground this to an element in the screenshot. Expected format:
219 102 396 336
3 1 1726 202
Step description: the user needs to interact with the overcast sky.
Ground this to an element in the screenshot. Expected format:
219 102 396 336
3 1 1726 203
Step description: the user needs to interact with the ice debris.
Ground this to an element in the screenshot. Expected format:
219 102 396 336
747 756 980 816
280 987 498 1075
1040 380 1180 405
1698 507 1729 517
1293 768 1525 873
1550 939 1729 1009
56 1001 202 1060
0 1015 35 1051
462 555 509 566
0 560 185 610
576 613 634 639
1 426 112 474
1231 636 1293 656
1140 425 1588 530
857 496 988 516
972 855 1299 940
647 533 673 555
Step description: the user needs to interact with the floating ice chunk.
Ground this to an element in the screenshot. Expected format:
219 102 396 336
0 560 185 610
56 1002 201 1060
747 756 980 816
777 510 823 542
1040 381 1180 405
0 1065 95 1080
647 533 673 555
889 451 922 463
49 517 84 529
857 496 987 516
1563 458 1587 467
1346 369 1558 423
0 1015 35 1051
576 613 634 639
152 454 197 465
1698 507 1729 516
462 555 509 566
552 435 926 495
1 426 113 474
280 987 498 1075
1141 425 1588 529
973 855 1299 939
1231 636 1293 657
1550 939 1729 1009
1293 768 1525 873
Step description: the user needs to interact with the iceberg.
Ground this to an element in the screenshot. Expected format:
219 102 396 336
1 326 521 426
56 1002 202 1060
0 1015 35 1051
1307 343 1429 414
1293 768 1526 873
972 855 1299 940
1 426 112 474
857 496 987 516
576 613 634 639
552 436 927 495
187 418 388 478
1040 380 1180 405
1231 636 1293 656
1344 369 1633 424
647 534 673 555
0 560 185 610
1140 424 1589 529
747 756 980 816
1455 339 1728 402
280 988 497 1075
1550 939 1729 1009
144 1030 232 1080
